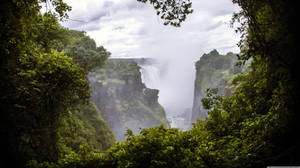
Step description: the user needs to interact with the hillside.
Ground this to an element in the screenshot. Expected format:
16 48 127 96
191 49 241 122
89 59 169 141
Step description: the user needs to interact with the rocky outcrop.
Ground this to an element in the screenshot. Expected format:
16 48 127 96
191 50 241 124
89 59 169 141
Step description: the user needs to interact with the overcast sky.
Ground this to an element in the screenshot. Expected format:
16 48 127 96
60 0 241 117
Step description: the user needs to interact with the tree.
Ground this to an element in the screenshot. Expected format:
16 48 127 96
0 1 90 167
14 49 89 162
63 30 111 72
137 0 193 27
230 0 299 164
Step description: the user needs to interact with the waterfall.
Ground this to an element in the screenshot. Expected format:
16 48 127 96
137 58 192 130
140 64 160 89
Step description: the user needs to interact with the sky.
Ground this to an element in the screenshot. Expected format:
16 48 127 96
60 0 241 117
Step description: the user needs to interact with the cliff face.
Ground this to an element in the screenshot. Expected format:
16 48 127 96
191 50 241 123
89 59 169 141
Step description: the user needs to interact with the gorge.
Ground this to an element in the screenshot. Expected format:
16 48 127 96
87 49 241 141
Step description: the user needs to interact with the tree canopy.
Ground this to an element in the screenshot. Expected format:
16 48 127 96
0 0 110 167
137 0 193 27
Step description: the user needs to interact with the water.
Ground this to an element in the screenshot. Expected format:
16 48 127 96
140 64 160 89
138 59 192 130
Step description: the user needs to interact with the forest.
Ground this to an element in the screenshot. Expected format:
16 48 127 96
0 0 299 167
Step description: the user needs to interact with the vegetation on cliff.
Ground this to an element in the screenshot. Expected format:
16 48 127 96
58 102 115 155
90 59 169 141
191 50 241 120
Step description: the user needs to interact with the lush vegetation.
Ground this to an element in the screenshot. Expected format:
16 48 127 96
0 1 113 167
57 30 110 72
58 103 115 155
1 0 298 167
